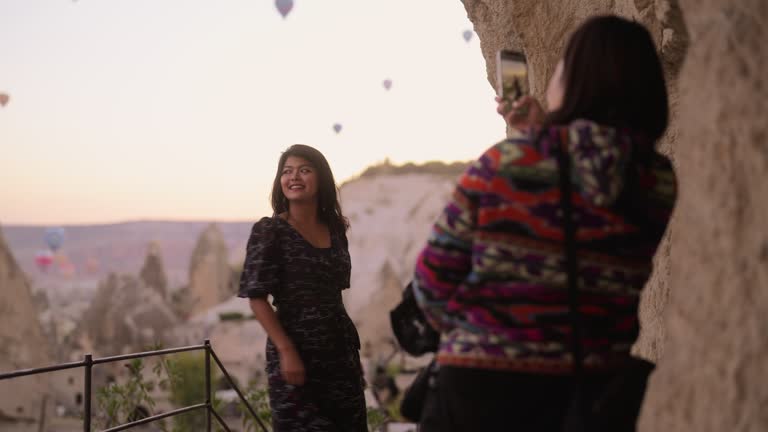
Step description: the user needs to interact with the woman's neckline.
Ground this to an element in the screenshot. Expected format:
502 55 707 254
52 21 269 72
274 215 333 250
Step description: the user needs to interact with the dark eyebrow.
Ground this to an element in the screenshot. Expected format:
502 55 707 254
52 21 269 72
282 164 314 169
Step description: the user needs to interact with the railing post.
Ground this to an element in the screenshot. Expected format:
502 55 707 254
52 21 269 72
83 354 92 432
204 339 212 432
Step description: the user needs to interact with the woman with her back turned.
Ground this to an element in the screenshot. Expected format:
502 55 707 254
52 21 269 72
413 15 677 431
238 144 366 432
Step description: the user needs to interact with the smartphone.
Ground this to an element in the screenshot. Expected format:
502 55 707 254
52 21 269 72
496 50 528 107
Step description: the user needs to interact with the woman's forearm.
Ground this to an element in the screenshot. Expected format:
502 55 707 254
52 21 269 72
249 298 295 352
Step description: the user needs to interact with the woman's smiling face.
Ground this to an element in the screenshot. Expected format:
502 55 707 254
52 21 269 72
281 155 319 204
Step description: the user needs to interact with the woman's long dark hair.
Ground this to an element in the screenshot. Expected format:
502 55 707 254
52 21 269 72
546 15 669 142
271 144 349 233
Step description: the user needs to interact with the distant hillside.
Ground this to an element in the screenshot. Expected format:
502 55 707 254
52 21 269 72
2 221 254 292
344 159 469 186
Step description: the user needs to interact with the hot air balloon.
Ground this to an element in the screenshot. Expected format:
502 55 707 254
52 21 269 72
85 257 101 274
44 227 65 252
35 250 54 272
58 261 76 278
332 123 342 134
0 93 9 107
462 29 473 43
275 0 293 19
382 79 392 91
54 253 69 266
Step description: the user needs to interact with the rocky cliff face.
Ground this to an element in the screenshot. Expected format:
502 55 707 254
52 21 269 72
0 228 50 369
0 226 50 420
461 0 767 430
638 1 768 430
340 173 457 353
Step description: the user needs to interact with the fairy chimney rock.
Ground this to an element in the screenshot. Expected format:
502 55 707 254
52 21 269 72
139 241 168 297
188 224 233 316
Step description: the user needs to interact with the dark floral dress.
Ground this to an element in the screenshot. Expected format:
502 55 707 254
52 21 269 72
238 216 366 432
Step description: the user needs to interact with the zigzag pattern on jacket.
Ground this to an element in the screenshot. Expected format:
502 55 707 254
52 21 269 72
414 120 676 373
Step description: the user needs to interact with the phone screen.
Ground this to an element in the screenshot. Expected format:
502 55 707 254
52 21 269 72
496 50 528 104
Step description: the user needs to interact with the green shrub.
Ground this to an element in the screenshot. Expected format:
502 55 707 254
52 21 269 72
219 312 246 321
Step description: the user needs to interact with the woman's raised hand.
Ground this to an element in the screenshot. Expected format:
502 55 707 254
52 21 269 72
496 95 546 130
279 345 306 385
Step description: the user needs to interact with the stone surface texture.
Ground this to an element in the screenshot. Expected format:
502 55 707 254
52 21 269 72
0 226 50 421
461 0 767 430
639 1 768 430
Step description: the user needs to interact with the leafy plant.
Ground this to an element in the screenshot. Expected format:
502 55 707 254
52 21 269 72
238 383 273 432
94 358 159 429
94 349 224 432
367 406 390 432
94 349 390 432
163 352 213 430
219 311 246 321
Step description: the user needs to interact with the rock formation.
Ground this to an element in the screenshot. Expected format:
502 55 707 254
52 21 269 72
139 241 168 297
638 1 768 430
340 172 457 353
172 297 269 387
354 260 407 357
186 224 234 317
78 273 179 356
461 0 767 430
0 226 51 421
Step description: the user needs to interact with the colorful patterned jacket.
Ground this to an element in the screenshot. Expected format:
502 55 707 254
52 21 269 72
413 120 676 374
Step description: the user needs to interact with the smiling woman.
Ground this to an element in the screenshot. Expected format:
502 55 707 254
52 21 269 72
238 144 365 431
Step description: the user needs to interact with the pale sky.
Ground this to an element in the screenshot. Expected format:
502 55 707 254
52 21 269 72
0 0 505 225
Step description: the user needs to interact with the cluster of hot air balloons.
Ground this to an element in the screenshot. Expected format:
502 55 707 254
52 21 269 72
33 227 74 276
327 77 395 135
35 227 65 273
328 77 395 135
269 1 474 136
323 27 473 135
33 227 101 277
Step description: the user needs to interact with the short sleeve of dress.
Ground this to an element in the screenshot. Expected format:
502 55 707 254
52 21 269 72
238 217 280 299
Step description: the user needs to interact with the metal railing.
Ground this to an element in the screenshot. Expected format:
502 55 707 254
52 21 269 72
0 340 269 432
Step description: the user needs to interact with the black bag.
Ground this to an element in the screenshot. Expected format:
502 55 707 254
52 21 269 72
389 281 440 357
399 359 438 422
556 146 654 432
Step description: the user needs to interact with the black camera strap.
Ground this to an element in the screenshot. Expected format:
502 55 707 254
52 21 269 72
557 142 585 386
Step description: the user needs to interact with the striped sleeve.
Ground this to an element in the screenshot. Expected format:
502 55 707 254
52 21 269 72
413 145 499 331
